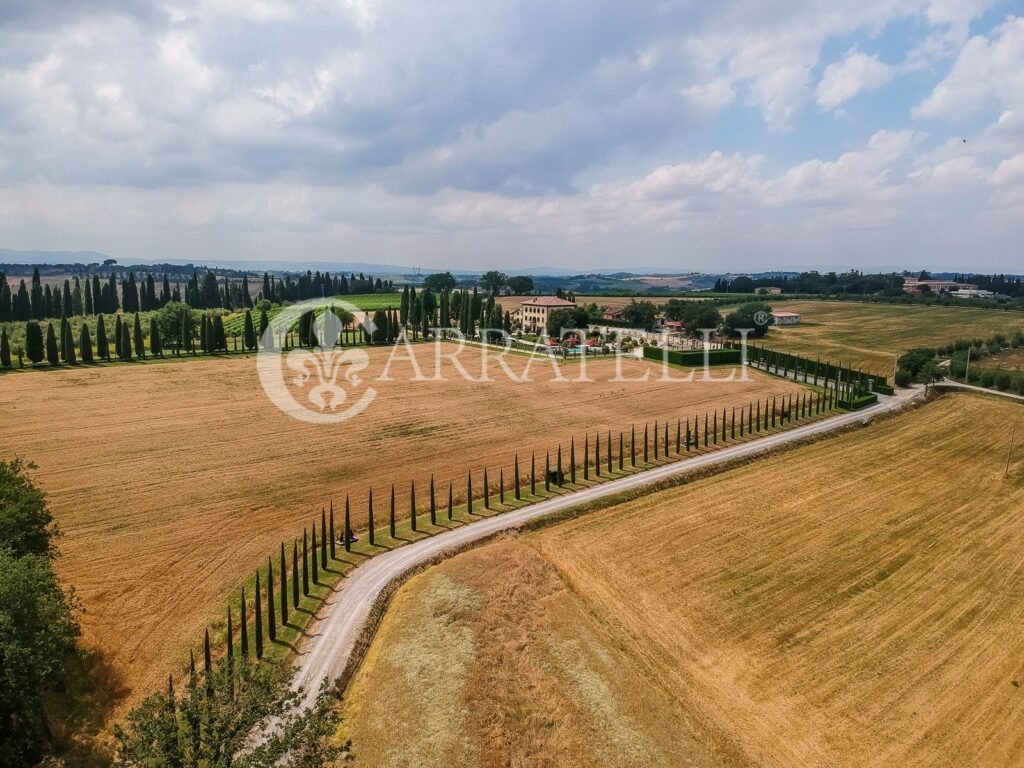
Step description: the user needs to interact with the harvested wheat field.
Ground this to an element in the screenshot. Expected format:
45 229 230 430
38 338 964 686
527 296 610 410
757 300 1024 375
0 346 801 715
344 393 1024 768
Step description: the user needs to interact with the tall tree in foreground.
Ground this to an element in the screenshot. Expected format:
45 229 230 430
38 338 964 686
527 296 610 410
254 571 264 659
0 459 81 764
133 312 145 358
267 558 276 643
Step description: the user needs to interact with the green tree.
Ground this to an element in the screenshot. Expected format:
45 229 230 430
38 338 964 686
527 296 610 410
545 305 590 339
723 302 774 338
422 271 457 292
45 323 59 366
508 275 534 294
479 270 508 294
149 317 161 357
622 299 658 330
0 459 80 765
133 312 145 358
80 323 94 364
244 309 256 350
0 328 11 368
96 315 110 360
119 321 133 360
25 321 44 364
113 659 346 767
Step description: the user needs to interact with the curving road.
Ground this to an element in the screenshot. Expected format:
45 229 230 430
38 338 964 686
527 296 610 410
291 385 924 709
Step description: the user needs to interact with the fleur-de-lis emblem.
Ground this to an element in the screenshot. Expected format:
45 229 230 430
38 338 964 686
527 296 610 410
256 298 378 425
286 348 369 412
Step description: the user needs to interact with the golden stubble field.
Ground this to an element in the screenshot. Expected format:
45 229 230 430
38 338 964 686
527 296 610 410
0 345 802 715
757 300 1024 375
344 393 1024 768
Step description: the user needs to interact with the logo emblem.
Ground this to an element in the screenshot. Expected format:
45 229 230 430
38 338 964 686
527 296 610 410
257 298 377 424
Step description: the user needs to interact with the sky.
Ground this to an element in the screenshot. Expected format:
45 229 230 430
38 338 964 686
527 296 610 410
0 1 1022 273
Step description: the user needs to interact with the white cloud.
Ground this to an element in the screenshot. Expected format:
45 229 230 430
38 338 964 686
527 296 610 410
914 16 1024 119
816 51 895 110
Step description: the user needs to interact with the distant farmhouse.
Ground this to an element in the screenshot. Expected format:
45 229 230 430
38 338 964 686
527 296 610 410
756 286 783 295
902 276 991 297
520 295 576 333
771 310 801 326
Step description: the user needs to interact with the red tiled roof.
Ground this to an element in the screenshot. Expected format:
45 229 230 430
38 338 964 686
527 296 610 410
521 296 576 307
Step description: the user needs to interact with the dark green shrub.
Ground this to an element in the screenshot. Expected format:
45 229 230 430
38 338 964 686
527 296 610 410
948 359 967 379
996 371 1012 390
894 369 912 387
980 370 995 387
967 367 981 383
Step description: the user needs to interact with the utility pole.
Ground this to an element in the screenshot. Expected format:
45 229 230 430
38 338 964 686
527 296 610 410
965 347 972 381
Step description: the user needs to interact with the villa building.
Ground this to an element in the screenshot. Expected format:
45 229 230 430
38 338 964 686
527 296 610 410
520 296 577 333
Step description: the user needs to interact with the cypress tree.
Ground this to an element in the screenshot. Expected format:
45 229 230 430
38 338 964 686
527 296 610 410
575 436 582 482
499 468 505 505
204 628 212 676
410 481 417 531
149 317 161 357
113 315 122 357
630 425 636 466
653 422 658 461
771 396 777 428
254 571 264 659
447 482 454 521
240 587 249 659
311 523 319 584
267 558 276 642
321 508 328 568
389 484 396 538
545 451 550 492
514 455 521 500
531 451 536 496
557 445 563 486
619 431 624 470
46 322 59 365
243 309 256 350
280 542 288 625
686 419 691 451
675 419 681 454
292 541 300 608
344 495 352 552
0 328 10 368
483 467 490 509
704 413 709 446
368 489 375 545
302 528 309 595
24 321 43 364
430 475 436 525
89 316 105 361
608 430 613 473
467 471 473 513
594 432 600 477
643 424 649 463
227 607 234 663
133 312 144 358
329 501 336 559
712 412 718 444
120 321 132 360
665 419 670 455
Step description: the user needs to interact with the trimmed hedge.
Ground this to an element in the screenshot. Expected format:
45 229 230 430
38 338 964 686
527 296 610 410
873 383 895 396
642 346 742 366
839 392 878 410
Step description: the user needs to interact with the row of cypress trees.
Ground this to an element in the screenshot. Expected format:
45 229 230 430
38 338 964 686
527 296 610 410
197 388 833 669
2 308 278 368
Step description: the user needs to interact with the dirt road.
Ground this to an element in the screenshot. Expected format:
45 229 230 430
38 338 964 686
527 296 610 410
291 385 924 708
